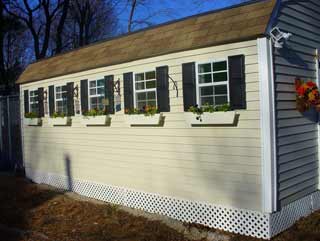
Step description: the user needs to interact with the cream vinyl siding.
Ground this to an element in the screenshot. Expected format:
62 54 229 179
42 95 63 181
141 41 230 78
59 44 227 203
21 40 262 211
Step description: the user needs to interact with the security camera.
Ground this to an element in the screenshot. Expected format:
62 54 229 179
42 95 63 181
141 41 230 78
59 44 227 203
270 27 292 48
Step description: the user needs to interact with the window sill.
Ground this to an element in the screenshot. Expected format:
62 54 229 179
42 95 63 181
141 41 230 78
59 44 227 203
48 117 72 126
126 113 163 126
24 118 42 126
185 111 237 126
81 115 111 126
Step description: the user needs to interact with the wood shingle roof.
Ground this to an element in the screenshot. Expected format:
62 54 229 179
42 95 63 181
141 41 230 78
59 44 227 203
17 0 276 84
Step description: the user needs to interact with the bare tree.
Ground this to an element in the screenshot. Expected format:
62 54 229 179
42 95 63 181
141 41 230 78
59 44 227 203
68 0 117 48
0 1 6 83
126 0 174 33
55 0 70 54
4 0 64 60
0 1 27 88
127 0 137 33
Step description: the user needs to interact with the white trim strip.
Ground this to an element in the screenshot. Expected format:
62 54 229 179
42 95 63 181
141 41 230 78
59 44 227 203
258 37 277 213
316 49 320 191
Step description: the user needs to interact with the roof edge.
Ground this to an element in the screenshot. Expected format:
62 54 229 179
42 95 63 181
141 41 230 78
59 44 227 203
265 0 281 35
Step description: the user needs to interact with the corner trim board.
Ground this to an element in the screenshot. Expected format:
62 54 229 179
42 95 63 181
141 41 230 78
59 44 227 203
258 37 277 213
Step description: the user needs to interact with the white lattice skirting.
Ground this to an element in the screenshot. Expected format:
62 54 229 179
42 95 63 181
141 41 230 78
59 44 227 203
25 169 320 240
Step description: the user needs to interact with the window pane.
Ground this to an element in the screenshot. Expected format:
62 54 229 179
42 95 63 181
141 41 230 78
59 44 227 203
62 91 67 99
146 71 155 80
147 101 156 107
90 88 96 95
30 104 38 113
147 91 156 100
56 100 67 113
97 79 105 87
135 82 145 90
215 95 228 105
137 92 146 101
199 74 212 84
56 93 62 99
89 81 96 88
62 86 67 92
146 80 156 89
97 96 104 110
97 87 105 95
135 73 144 81
200 86 213 96
214 85 227 95
213 72 227 82
213 61 227 72
90 97 97 109
198 63 211 73
201 97 214 106
56 86 61 92
137 101 147 110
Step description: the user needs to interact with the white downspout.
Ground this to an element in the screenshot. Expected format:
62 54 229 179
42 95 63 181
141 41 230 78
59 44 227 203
258 37 277 213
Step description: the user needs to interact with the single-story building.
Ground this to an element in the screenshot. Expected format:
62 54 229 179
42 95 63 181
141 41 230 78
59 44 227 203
17 0 320 239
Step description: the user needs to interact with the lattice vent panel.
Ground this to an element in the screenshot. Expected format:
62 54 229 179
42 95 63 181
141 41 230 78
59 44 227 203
25 169 270 239
270 191 320 237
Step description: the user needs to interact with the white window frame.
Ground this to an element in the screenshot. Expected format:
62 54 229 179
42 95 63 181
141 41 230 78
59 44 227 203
88 79 105 110
195 59 230 107
55 85 68 113
29 89 39 113
133 70 157 109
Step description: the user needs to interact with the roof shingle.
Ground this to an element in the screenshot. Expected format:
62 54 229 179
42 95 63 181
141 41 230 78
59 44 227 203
17 0 276 84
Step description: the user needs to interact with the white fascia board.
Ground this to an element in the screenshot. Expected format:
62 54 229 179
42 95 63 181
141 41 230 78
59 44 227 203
258 37 277 213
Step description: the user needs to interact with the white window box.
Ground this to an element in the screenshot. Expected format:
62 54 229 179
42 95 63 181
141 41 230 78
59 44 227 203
185 111 237 126
48 117 71 126
81 115 111 126
126 113 163 126
24 118 41 126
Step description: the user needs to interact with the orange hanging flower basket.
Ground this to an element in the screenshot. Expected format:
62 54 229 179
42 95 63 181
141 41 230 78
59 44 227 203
295 78 320 112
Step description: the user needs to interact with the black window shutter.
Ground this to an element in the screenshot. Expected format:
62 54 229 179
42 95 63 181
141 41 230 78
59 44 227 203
37 87 44 117
123 72 134 111
48 85 55 116
104 75 114 114
67 82 74 116
81 79 88 114
156 66 170 112
228 55 246 110
182 62 196 111
24 90 29 114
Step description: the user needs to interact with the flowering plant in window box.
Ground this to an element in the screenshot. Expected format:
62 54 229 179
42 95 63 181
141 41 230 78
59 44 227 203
48 112 71 126
125 105 163 126
24 112 41 126
185 103 236 126
295 78 320 112
81 109 111 126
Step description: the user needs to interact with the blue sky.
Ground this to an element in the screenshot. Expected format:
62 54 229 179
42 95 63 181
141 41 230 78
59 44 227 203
116 0 250 33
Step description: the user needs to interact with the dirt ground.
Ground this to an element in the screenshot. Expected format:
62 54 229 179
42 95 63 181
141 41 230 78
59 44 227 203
0 175 320 241
0 175 200 241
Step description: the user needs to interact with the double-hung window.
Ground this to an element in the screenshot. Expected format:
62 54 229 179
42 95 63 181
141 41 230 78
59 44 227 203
55 85 67 114
29 90 39 114
197 60 229 106
89 79 105 111
134 71 157 109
